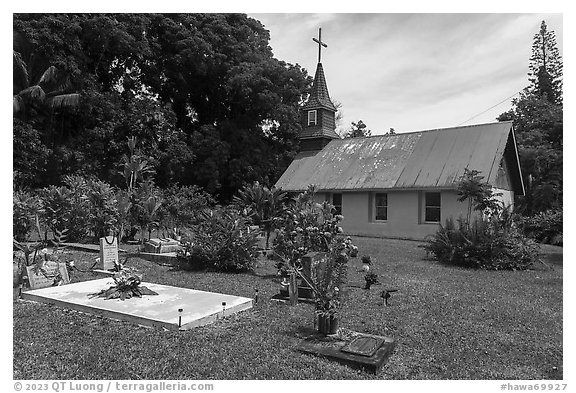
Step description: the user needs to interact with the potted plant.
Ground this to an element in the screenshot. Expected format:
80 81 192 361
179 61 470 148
361 255 372 272
364 272 379 289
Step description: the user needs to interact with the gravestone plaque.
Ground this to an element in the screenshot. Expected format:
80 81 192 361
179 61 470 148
144 238 181 254
296 332 396 374
300 252 327 285
26 261 70 289
340 335 386 357
99 236 119 270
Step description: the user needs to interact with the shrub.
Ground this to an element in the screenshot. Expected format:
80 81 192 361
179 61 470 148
177 207 258 273
518 209 563 246
86 179 119 238
130 180 163 243
13 190 43 242
424 216 540 270
233 181 287 249
159 185 214 237
273 185 355 265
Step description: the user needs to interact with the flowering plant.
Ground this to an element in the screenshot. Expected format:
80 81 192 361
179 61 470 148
89 268 158 300
273 186 358 316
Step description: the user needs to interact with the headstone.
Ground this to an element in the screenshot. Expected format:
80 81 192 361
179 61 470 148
296 332 396 374
300 252 328 284
340 335 386 357
298 252 328 298
99 236 119 270
144 238 181 254
26 261 70 289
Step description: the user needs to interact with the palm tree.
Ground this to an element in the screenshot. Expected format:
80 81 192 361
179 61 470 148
234 182 287 249
13 31 79 120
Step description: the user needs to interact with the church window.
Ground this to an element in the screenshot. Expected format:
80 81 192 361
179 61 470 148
374 193 388 221
424 192 441 222
308 110 317 126
332 193 342 215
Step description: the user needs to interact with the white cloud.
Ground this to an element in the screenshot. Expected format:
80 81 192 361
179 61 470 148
250 13 563 134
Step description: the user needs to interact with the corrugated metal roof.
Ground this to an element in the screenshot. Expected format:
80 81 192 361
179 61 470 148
275 121 523 194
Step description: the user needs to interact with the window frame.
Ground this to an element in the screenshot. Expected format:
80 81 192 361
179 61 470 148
307 110 317 126
332 193 342 216
374 193 388 221
424 192 441 223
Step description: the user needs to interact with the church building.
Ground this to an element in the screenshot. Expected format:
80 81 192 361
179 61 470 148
275 31 524 240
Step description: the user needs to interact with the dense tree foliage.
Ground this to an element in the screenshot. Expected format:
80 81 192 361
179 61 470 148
343 120 371 138
13 14 312 201
498 21 562 216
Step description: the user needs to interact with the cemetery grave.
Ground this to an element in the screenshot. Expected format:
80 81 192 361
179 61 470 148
21 278 253 330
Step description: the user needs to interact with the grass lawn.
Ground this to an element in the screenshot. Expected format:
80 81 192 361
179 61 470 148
13 237 563 380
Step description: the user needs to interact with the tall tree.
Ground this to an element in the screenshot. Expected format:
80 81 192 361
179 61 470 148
498 21 562 215
13 14 311 198
528 21 563 105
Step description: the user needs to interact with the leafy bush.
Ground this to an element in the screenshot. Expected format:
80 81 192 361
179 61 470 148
13 190 43 242
177 207 258 273
518 209 563 246
424 216 540 270
273 185 355 264
233 181 287 249
273 185 358 316
86 178 119 238
130 180 163 243
40 181 91 242
159 185 214 237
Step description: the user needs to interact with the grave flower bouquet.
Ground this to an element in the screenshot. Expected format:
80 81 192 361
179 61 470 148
89 268 158 300
273 186 357 318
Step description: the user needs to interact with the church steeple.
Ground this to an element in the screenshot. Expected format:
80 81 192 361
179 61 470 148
299 28 340 152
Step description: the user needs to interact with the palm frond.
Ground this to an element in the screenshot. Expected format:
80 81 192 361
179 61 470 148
46 93 80 110
38 65 58 85
19 85 46 102
13 95 24 114
13 51 29 91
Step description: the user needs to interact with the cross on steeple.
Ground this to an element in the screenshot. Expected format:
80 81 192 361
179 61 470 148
312 27 327 63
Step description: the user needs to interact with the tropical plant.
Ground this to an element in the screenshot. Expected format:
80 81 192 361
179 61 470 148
121 136 155 193
233 181 287 249
13 190 43 242
115 189 132 242
88 268 158 300
273 185 357 315
518 209 563 246
177 207 258 273
273 185 354 264
423 216 540 270
86 178 119 238
457 169 502 223
159 185 215 237
13 48 80 120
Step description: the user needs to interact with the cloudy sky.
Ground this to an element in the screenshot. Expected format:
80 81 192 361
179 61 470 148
249 13 563 135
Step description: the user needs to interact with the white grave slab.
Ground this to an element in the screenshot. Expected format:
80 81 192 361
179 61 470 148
21 278 253 330
99 236 119 270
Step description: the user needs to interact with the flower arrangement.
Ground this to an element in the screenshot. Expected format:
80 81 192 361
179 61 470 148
89 268 158 300
364 272 379 289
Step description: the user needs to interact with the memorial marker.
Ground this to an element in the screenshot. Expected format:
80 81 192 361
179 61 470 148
26 261 70 290
99 236 119 270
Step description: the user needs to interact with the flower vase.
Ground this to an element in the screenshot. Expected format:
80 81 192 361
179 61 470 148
317 314 339 335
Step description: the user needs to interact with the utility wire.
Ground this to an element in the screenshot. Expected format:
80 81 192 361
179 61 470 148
457 91 522 126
